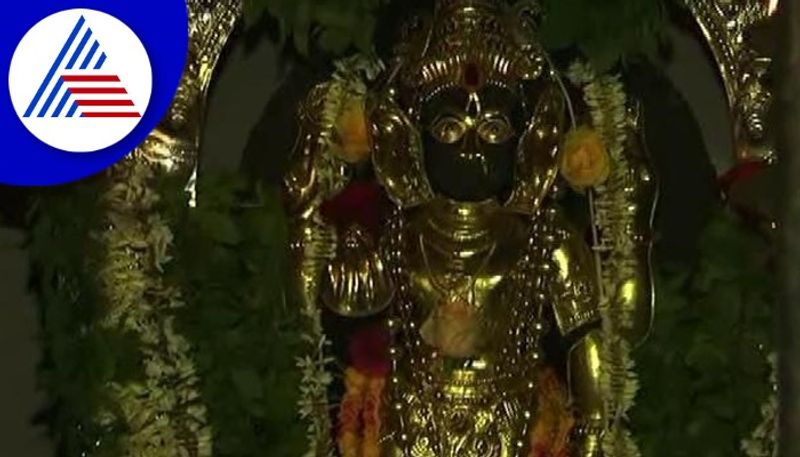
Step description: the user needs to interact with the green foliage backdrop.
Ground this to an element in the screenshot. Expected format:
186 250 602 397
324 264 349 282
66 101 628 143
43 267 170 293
29 175 307 457
30 181 137 456
244 0 388 55
165 176 306 456
634 209 775 456
243 0 666 69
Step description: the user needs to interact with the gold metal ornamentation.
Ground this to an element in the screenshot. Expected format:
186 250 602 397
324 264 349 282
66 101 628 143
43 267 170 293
133 0 242 204
685 0 777 163
284 1 656 456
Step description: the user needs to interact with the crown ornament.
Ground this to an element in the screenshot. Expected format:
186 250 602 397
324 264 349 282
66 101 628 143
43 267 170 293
395 0 548 102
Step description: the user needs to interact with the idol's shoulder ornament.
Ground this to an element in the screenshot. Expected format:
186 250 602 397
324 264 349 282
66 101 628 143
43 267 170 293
284 1 657 456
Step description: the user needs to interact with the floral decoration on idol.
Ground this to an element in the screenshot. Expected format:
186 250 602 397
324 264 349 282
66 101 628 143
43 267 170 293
338 325 390 457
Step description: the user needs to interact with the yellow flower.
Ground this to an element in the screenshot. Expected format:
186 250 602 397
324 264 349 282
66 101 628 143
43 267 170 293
338 431 360 457
334 96 371 163
559 126 611 189
344 367 369 391
362 441 381 457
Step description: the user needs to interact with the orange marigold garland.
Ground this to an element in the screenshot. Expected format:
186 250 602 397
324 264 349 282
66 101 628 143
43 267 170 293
530 368 576 457
334 95 371 164
361 376 386 457
337 325 390 457
339 368 368 457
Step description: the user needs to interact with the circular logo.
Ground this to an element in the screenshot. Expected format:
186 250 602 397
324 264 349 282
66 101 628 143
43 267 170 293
9 9 152 153
0 0 188 186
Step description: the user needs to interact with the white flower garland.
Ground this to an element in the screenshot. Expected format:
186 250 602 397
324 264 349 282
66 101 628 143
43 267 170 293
96 152 211 457
742 353 778 457
296 302 335 457
568 61 641 457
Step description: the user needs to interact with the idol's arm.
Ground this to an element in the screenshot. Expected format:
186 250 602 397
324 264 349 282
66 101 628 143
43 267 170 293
284 83 393 318
556 104 658 457
550 222 605 456
567 330 605 457
616 104 658 347
284 83 349 315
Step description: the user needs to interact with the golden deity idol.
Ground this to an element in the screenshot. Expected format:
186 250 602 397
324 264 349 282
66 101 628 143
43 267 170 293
284 1 656 456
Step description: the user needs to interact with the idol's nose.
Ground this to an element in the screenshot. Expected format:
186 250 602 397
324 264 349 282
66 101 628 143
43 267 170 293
460 122 482 157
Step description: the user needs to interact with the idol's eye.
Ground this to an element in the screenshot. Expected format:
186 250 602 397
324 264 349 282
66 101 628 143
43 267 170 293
476 116 514 144
430 116 468 144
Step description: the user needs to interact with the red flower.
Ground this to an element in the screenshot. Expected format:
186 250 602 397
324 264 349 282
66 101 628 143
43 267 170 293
349 324 391 377
339 396 362 433
719 160 766 193
362 384 383 431
320 181 387 239
531 443 552 457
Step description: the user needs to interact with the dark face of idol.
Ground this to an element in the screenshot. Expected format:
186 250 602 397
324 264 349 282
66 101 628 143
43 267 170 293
420 84 524 202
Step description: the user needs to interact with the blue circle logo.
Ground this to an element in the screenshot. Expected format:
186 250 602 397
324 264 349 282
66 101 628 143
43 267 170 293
1 1 188 185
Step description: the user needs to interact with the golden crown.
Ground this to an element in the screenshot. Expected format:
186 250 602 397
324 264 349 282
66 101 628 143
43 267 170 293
396 0 547 100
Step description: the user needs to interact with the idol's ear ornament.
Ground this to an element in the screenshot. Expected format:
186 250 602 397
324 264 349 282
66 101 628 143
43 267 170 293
505 81 566 215
369 89 435 208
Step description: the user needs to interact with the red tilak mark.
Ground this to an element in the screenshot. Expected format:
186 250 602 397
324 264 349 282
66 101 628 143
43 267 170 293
462 62 482 90
69 87 128 94
76 99 134 106
81 112 141 118
61 75 120 82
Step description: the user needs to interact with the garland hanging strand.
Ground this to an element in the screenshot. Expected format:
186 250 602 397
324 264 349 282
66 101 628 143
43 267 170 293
94 149 211 457
742 353 778 457
295 54 384 457
567 61 641 457
296 294 335 457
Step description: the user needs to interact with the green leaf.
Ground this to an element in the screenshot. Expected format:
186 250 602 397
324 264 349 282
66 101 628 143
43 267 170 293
685 340 728 371
738 342 769 377
315 5 357 28
231 368 264 402
318 26 354 54
293 0 312 56
539 0 666 69
354 15 376 52
635 208 775 456
198 211 242 245
243 0 267 27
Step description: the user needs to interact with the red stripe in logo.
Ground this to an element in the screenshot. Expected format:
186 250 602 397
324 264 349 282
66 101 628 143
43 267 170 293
69 87 128 94
76 99 134 106
61 75 121 82
82 112 141 118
